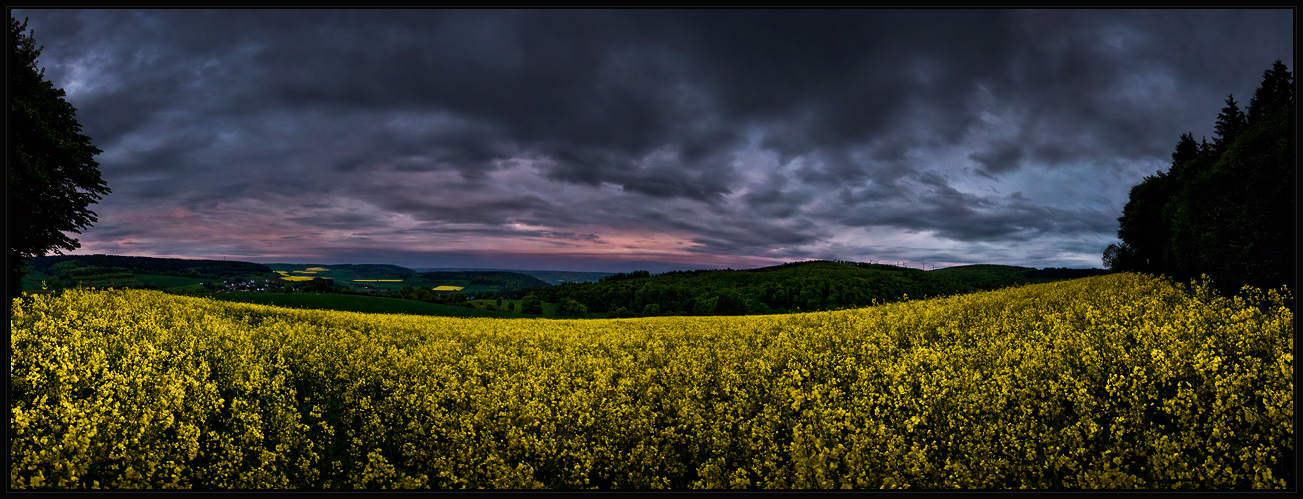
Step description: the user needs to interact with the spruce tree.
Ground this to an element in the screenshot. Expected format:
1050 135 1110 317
1170 132 1199 171
1248 59 1294 124
1212 93 1247 152
1115 61 1294 291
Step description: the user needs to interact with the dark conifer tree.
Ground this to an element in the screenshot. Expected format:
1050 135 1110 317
1115 61 1293 292
1212 93 1247 152
1248 59 1294 124
1116 171 1172 273
1170 132 1199 171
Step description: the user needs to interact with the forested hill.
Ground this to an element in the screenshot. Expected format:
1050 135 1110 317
928 264 1109 291
27 254 272 279
534 261 1016 317
532 260 1112 317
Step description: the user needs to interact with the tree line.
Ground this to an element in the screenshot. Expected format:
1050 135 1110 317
1107 60 1294 294
27 254 274 280
531 260 984 318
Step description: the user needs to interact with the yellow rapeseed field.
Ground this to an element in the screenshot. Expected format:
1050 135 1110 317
432 286 464 291
9 273 1292 489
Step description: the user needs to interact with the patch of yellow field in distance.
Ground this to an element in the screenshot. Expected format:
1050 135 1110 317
279 276 314 281
305 267 329 272
432 286 464 291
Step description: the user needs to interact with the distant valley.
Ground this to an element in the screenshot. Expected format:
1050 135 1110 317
20 254 1108 319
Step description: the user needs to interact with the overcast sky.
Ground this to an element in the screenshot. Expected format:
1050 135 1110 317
10 9 1294 272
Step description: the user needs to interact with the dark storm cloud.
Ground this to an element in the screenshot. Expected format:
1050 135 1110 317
232 10 732 187
667 10 1016 150
12 9 1292 270
834 171 1128 242
378 195 555 225
684 215 830 255
742 172 817 219
969 141 1025 177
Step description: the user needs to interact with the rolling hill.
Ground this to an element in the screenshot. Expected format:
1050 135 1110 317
532 260 1111 317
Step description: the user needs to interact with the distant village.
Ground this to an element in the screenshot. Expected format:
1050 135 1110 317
209 278 281 293
208 276 458 297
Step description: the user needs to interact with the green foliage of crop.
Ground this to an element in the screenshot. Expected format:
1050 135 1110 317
10 273 1293 489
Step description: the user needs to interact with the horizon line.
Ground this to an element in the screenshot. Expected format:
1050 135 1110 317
30 252 1107 273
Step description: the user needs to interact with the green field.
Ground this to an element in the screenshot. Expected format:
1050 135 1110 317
265 263 415 284
133 274 212 292
468 298 560 316
263 264 541 295
209 292 531 318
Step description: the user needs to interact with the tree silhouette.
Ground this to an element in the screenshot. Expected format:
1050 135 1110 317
1171 132 1199 169
559 298 587 317
1248 60 1294 124
1102 243 1120 270
521 293 543 314
1115 170 1172 272
1112 61 1294 292
1212 93 1247 152
1198 136 1213 156
9 16 110 300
